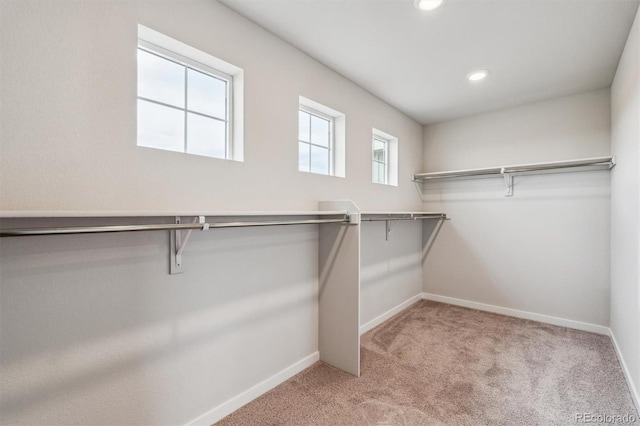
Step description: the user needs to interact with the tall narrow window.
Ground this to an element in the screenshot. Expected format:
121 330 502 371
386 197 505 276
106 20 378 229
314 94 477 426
298 97 345 177
298 107 333 175
372 134 389 184
372 128 398 186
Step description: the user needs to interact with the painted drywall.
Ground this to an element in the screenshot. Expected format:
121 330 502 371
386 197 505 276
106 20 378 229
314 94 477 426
421 89 612 327
0 218 319 425
611 6 640 406
360 220 423 326
0 0 423 214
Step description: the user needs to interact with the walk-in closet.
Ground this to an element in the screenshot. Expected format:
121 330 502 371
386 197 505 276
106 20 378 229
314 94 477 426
1 0 639 424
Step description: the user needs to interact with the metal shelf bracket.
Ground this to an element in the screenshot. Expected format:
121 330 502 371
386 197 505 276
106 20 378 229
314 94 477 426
170 216 208 275
385 214 417 241
503 171 513 197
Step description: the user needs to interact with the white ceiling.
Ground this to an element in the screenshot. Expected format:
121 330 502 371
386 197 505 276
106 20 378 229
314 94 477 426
219 0 639 124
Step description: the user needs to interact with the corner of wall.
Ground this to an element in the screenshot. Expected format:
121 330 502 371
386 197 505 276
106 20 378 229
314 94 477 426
609 3 640 415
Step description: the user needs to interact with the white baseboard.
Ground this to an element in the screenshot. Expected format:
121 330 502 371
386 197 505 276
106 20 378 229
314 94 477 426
186 352 319 426
422 293 610 335
360 294 423 335
609 329 640 413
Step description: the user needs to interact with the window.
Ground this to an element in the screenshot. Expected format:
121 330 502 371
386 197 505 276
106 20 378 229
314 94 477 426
298 97 346 177
372 134 389 184
298 107 333 175
372 129 399 186
137 25 244 161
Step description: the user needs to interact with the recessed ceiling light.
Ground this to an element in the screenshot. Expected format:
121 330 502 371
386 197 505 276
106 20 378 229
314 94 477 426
466 70 490 81
414 0 444 11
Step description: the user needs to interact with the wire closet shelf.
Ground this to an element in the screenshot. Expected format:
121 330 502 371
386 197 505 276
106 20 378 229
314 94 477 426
413 156 614 196
413 156 615 182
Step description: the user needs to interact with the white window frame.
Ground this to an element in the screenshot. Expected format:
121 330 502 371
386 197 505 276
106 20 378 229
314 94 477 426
372 128 399 186
298 96 346 178
137 25 244 161
137 42 233 158
372 133 389 185
298 105 334 175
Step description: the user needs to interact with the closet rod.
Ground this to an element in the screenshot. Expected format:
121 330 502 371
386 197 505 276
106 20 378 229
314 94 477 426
503 157 614 173
0 216 350 237
413 168 502 180
361 214 446 222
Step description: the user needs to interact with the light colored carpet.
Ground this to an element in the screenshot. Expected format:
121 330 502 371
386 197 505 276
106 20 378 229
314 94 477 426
218 300 637 425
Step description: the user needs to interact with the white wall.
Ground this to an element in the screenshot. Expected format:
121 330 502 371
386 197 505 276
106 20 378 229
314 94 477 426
0 0 423 214
610 6 640 407
0 218 319 425
0 1 425 424
421 89 612 328
360 221 423 327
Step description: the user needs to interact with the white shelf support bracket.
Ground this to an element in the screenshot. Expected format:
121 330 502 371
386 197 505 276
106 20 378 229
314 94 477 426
503 170 513 197
170 216 208 275
385 214 415 241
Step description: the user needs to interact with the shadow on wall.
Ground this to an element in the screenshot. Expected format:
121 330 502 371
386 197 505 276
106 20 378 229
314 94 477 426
0 220 319 421
360 221 423 289
359 256 422 289
422 221 514 308
422 218 444 264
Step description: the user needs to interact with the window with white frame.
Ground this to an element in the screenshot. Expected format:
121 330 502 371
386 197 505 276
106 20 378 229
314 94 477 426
298 107 333 175
298 97 346 177
137 25 244 161
372 128 399 186
372 134 389 184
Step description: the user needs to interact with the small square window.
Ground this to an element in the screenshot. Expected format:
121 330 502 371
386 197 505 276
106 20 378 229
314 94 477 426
137 46 231 159
137 25 244 161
